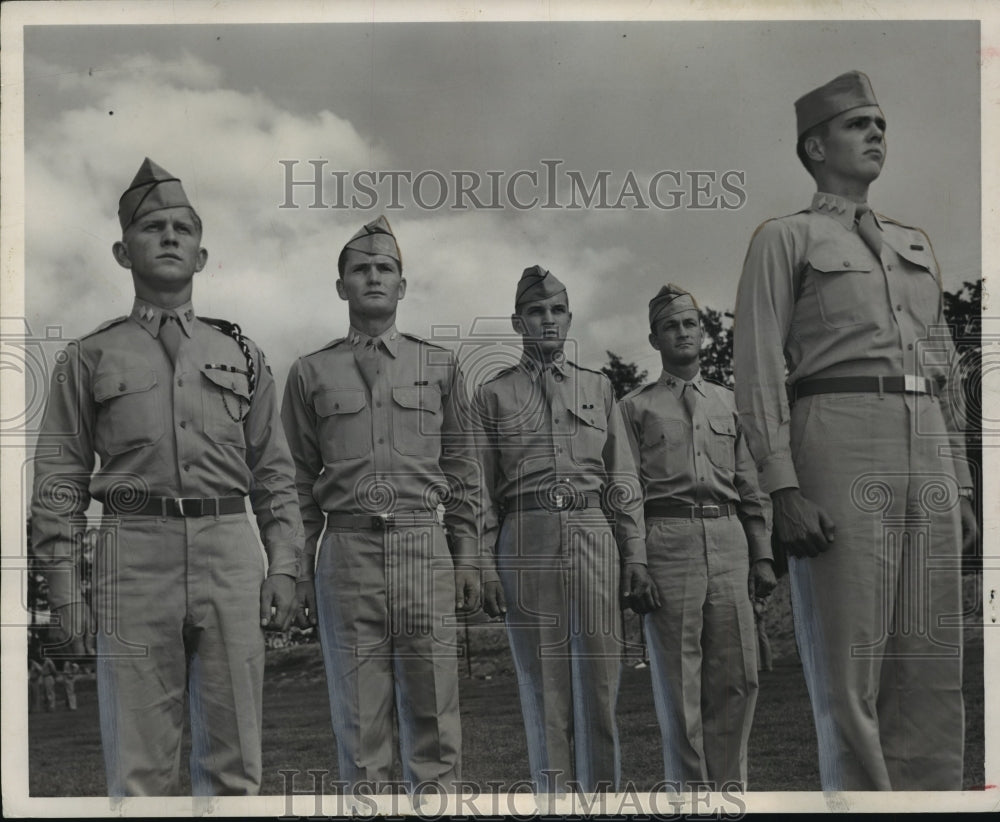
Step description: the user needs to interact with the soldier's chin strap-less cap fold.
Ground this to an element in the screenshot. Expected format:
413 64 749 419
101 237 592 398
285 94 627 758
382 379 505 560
515 265 567 311
649 283 699 329
118 157 199 231
343 215 402 268
794 70 880 137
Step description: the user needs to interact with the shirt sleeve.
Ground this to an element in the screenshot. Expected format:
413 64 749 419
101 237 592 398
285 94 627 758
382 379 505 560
924 233 975 491
617 395 644 483
243 342 304 580
438 359 482 567
603 383 647 565
279 358 325 581
473 384 502 584
733 219 801 494
733 412 773 561
30 341 94 612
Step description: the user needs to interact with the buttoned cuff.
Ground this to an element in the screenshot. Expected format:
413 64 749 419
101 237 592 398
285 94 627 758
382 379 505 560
746 531 773 563
955 462 974 491
759 456 800 496
294 552 316 582
44 564 81 613
450 537 480 568
618 536 647 565
266 550 300 580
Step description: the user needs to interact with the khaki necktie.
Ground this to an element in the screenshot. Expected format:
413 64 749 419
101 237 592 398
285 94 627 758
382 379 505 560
682 381 699 420
353 337 381 391
159 314 184 366
855 204 883 256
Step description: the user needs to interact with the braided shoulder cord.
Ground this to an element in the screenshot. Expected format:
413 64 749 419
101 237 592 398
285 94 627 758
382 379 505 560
200 317 256 423
223 323 257 422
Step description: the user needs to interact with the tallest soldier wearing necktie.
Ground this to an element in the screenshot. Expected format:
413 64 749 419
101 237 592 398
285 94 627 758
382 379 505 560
734 71 977 789
30 158 302 795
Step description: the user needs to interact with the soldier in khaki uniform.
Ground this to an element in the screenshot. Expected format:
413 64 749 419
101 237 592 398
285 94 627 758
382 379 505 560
281 216 480 800
30 159 302 795
619 284 775 790
734 72 977 789
477 266 658 797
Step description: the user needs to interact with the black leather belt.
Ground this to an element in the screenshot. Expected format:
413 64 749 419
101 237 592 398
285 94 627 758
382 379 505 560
644 502 737 519
788 375 937 404
504 491 604 514
325 511 439 531
103 496 245 517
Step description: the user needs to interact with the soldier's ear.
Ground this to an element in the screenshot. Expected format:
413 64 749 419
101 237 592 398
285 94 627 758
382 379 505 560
803 134 825 164
511 314 526 335
194 248 208 273
112 240 132 270
648 331 661 351
397 277 407 301
335 277 349 301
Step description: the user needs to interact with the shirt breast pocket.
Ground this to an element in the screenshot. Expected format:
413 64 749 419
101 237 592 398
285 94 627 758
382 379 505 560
201 366 251 447
391 385 442 457
706 415 737 472
807 248 875 329
892 243 944 326
314 388 372 462
93 368 163 455
567 402 607 467
641 417 685 450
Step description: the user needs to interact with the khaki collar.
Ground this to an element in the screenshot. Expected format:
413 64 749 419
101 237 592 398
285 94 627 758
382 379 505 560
348 324 400 358
811 191 882 232
131 297 195 338
658 369 704 399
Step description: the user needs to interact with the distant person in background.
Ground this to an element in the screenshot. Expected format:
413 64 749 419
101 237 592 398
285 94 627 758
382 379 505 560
734 71 976 790
40 656 58 712
28 658 44 712
60 660 80 711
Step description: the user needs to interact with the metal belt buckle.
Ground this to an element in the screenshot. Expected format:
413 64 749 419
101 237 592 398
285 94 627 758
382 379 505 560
700 504 721 518
372 512 395 530
553 494 566 511
174 498 192 517
903 374 924 393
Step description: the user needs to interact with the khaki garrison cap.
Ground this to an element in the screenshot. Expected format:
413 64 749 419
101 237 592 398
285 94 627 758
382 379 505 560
118 157 198 231
795 70 880 137
648 283 699 329
342 215 402 267
515 265 567 310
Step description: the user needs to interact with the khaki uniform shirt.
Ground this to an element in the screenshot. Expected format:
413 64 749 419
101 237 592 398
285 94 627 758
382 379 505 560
31 298 303 610
281 325 480 578
619 371 771 559
734 192 972 493
475 355 646 570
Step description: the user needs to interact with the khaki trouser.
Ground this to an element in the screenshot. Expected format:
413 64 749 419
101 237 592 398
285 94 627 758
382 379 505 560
94 514 266 796
643 514 757 789
497 509 623 794
789 392 964 790
314 522 461 795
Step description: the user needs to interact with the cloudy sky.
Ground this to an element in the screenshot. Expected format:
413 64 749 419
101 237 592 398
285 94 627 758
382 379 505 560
18 13 983 389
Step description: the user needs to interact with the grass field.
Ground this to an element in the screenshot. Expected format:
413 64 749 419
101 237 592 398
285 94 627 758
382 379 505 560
27 624 985 796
